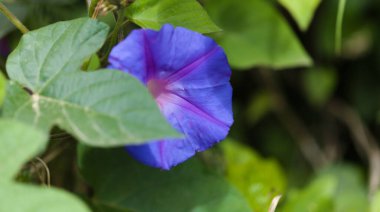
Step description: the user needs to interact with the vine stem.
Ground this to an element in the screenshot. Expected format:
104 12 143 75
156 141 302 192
335 0 347 55
0 2 29 34
328 100 380 198
259 70 328 170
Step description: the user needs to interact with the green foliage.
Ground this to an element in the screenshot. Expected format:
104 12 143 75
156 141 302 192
0 119 47 182
126 0 221 34
371 191 380 212
0 182 90 212
0 72 5 106
204 0 312 70
4 18 179 147
303 67 337 106
282 175 336 212
0 118 89 211
78 146 251 212
246 91 272 125
221 140 286 211
282 164 368 212
278 0 321 31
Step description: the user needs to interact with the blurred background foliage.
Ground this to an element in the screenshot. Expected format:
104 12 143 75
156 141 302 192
1 0 380 211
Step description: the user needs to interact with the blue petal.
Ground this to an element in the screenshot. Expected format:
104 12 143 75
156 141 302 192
127 89 232 170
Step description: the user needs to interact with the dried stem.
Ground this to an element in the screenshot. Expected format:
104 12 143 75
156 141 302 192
259 70 328 169
0 2 29 34
328 100 380 197
35 157 51 187
268 195 282 212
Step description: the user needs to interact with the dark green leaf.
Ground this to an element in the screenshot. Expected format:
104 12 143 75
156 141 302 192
303 67 337 106
78 146 251 212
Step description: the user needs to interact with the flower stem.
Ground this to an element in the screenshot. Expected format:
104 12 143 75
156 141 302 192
0 2 29 34
335 0 347 55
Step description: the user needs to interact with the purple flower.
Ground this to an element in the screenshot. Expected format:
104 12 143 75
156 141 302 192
108 25 233 170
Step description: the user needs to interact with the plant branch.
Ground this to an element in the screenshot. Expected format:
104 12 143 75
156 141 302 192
0 2 29 34
328 100 380 197
335 0 347 55
259 70 328 170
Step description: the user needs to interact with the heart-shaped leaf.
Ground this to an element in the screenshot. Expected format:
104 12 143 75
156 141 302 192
4 18 180 147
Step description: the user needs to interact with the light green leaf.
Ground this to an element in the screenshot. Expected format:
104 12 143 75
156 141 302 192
282 164 368 212
204 0 312 70
371 190 380 212
283 175 336 212
221 140 286 211
322 165 368 212
0 119 47 182
0 72 6 106
78 146 251 212
126 0 221 34
6 18 108 92
0 182 90 212
4 18 180 147
278 0 322 31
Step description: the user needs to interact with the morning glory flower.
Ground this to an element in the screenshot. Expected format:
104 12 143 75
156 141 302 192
108 24 233 170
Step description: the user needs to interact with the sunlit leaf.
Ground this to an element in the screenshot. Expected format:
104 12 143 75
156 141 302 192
220 140 287 211
278 0 321 31
282 164 368 212
204 0 312 70
126 0 221 33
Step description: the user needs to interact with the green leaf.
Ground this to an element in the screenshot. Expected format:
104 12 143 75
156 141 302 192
204 0 312 70
220 140 286 211
278 0 321 31
78 146 251 212
0 72 6 106
371 190 380 212
303 67 337 106
282 164 368 212
126 0 221 34
4 18 180 147
0 182 90 212
6 18 108 92
246 91 272 125
283 175 336 212
321 165 368 212
0 119 47 182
